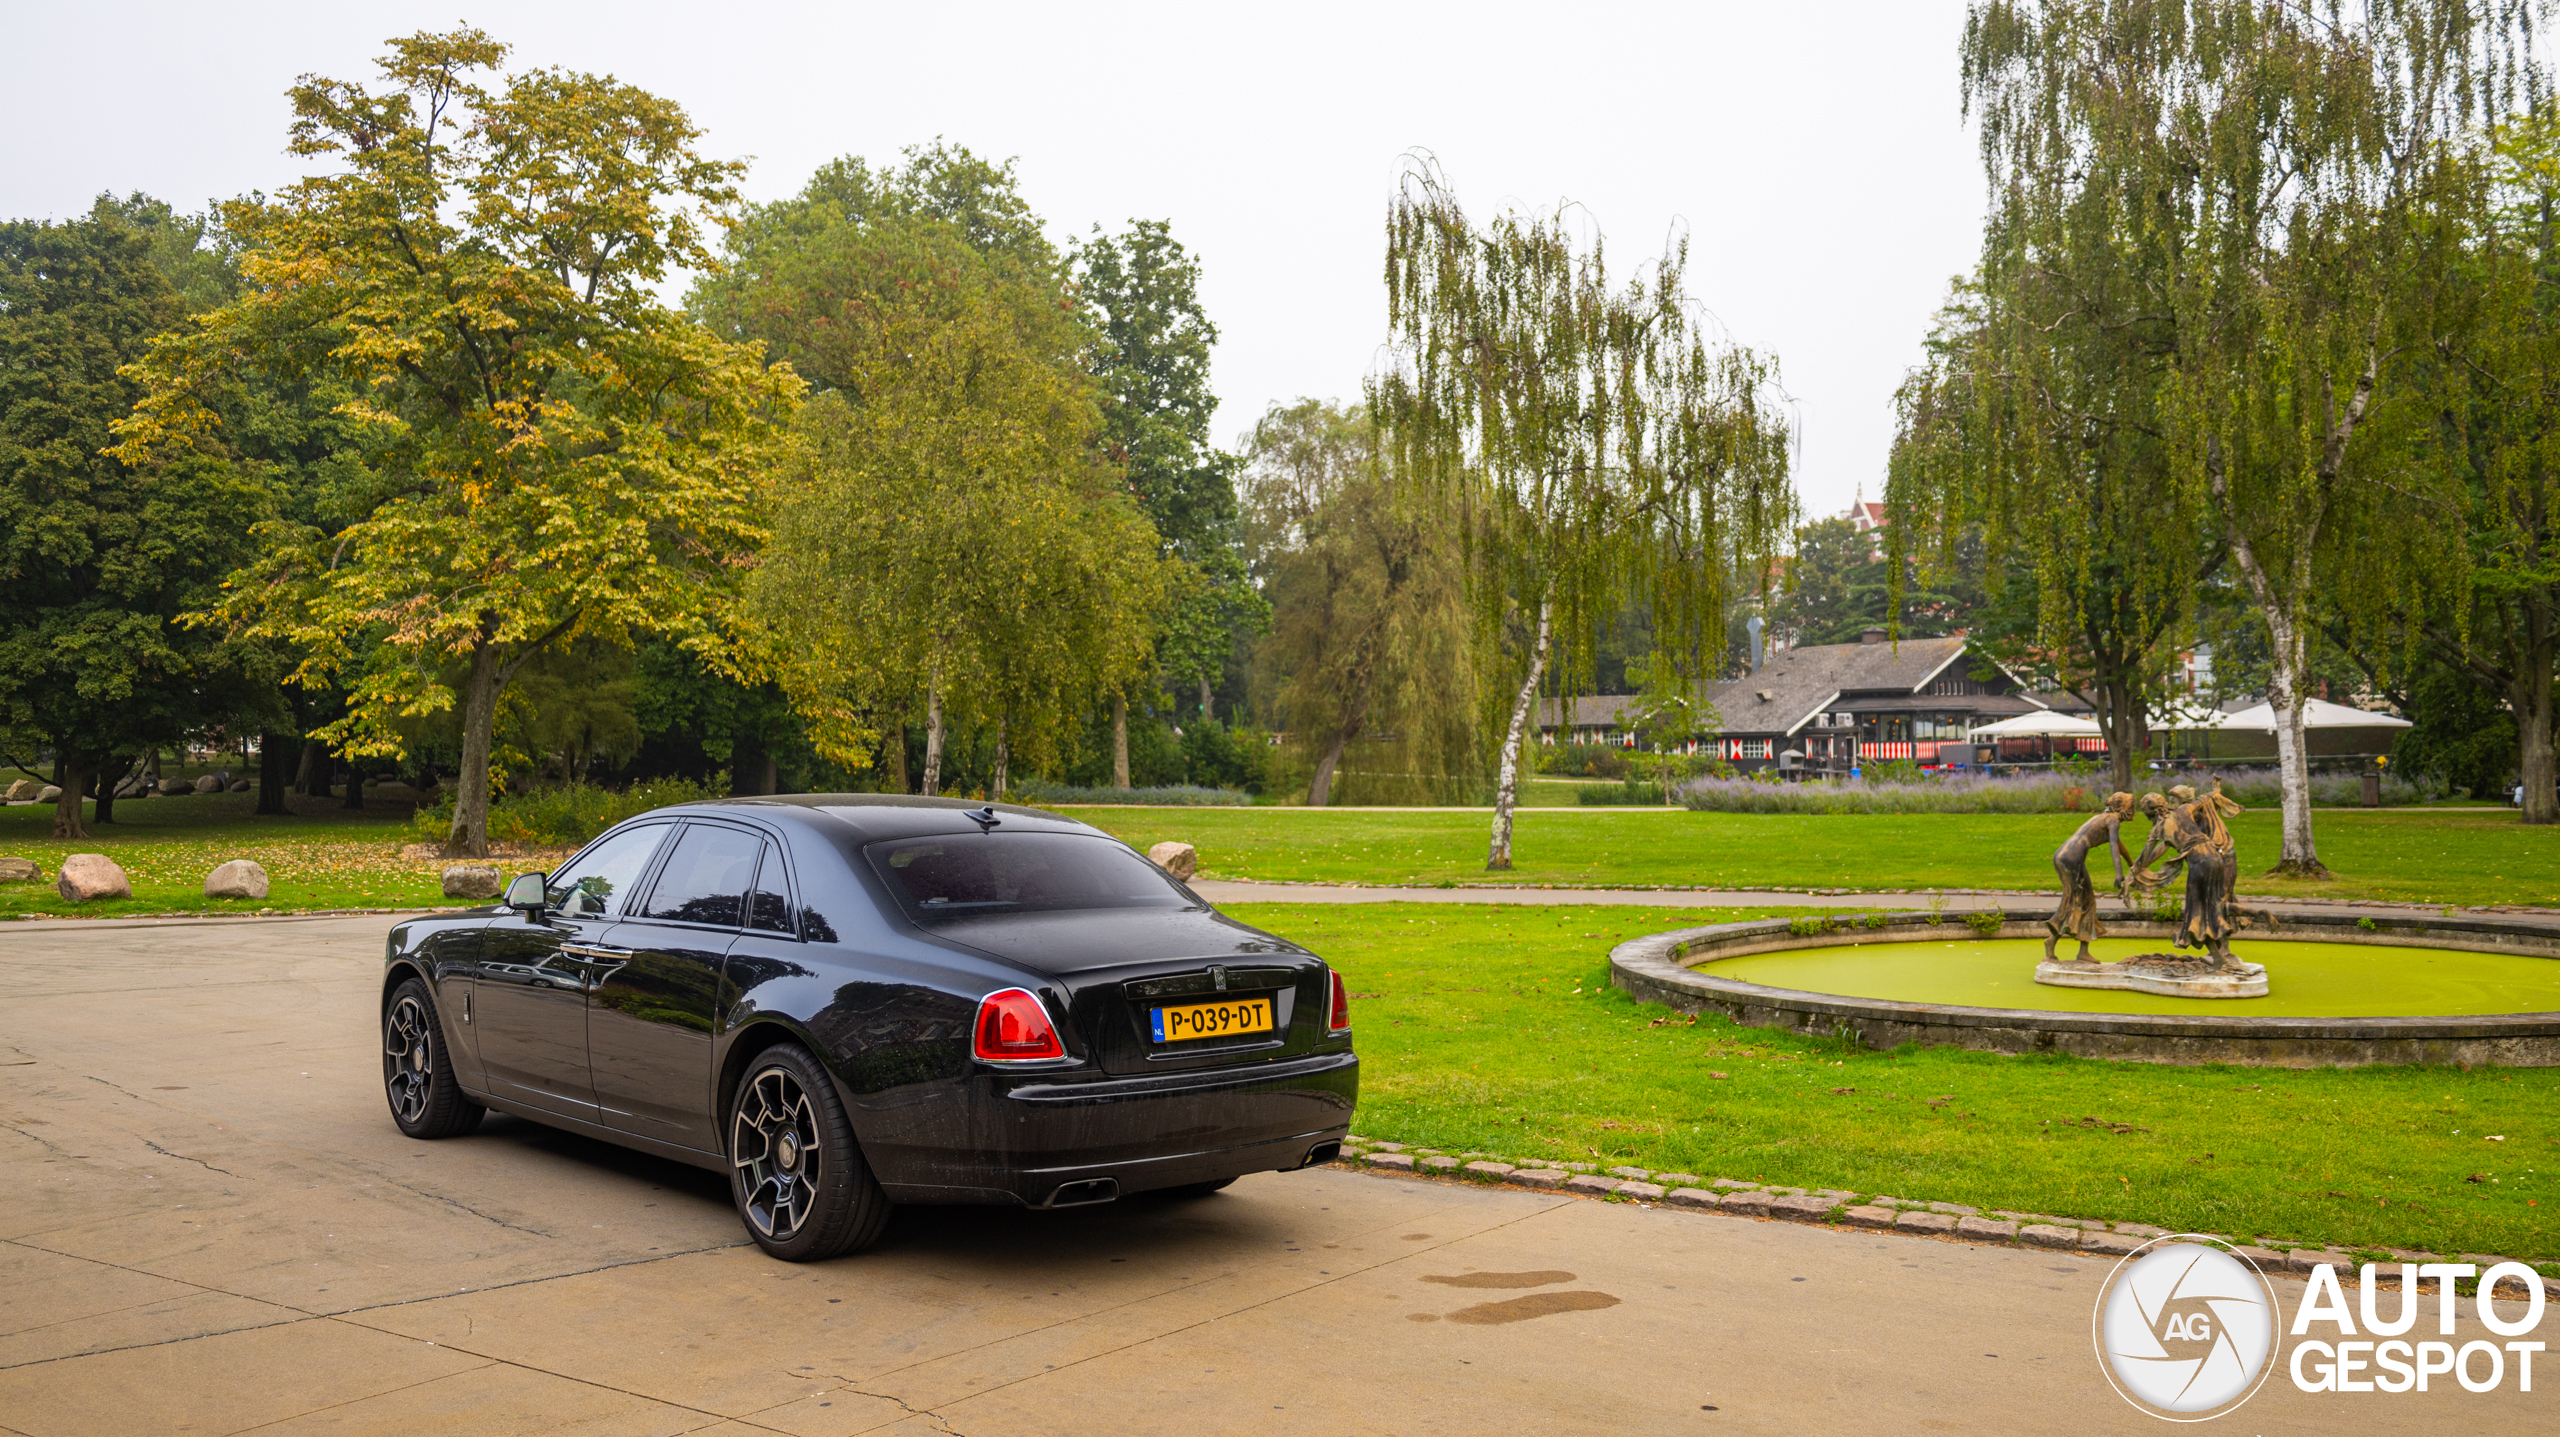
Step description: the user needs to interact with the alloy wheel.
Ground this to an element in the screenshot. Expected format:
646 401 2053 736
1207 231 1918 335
383 995 433 1126
733 1067 823 1241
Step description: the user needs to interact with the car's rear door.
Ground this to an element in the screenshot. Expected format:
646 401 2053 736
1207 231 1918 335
587 819 761 1152
474 821 673 1121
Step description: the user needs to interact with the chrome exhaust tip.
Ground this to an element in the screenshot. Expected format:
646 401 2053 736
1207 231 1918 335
1043 1177 1119 1208
1300 1141 1342 1168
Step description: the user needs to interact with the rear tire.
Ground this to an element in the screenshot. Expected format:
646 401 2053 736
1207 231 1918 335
383 978 484 1139
727 1043 890 1261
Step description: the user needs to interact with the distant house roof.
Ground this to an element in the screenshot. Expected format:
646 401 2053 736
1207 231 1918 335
1707 636 2036 738
1536 695 1641 729
1848 500 1889 531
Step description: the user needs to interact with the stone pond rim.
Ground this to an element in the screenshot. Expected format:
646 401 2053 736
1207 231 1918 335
1608 909 2560 1067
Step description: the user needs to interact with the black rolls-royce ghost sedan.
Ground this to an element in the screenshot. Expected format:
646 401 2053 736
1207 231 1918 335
379 795 1357 1260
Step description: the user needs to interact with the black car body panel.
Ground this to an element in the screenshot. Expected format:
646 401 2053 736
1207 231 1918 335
381 796 1357 1206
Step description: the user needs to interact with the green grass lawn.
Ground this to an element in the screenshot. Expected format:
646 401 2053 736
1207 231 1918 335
0 790 486 917
1230 900 2560 1266
1084 806 2560 907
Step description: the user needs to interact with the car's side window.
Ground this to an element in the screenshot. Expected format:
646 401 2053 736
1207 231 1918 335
639 823 761 928
547 824 670 920
747 841 793 934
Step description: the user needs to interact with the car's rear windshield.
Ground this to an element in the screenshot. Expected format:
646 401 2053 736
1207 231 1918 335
865 832 1194 921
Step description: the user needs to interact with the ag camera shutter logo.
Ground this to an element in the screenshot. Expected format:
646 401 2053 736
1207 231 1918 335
2093 1236 2279 1421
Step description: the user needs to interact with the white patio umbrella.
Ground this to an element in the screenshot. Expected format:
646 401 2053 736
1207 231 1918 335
2149 700 2236 731
2212 698 2413 732
1968 711 2105 739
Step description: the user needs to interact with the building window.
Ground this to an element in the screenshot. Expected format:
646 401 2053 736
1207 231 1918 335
1721 738 1772 761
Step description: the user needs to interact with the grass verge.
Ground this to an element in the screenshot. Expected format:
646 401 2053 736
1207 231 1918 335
0 792 558 918
1229 900 2560 1265
1088 807 2560 908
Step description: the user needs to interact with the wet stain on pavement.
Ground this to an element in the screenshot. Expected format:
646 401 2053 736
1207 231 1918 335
1422 1270 1577 1289
1443 1291 1622 1325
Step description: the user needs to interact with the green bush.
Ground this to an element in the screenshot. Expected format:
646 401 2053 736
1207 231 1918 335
1963 910 2006 937
1009 780 1252 807
413 777 723 847
1575 781 1669 805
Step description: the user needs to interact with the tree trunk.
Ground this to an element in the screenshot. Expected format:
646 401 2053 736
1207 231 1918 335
2261 609 2328 877
991 714 1009 799
1486 596 1555 871
256 732 292 816
295 740 326 798
2515 596 2558 825
887 711 910 794
1112 693 1130 790
1200 675 1215 722
51 745 91 840
445 644 502 858
1308 731 1349 807
93 755 124 825
342 755 367 810
922 673 947 797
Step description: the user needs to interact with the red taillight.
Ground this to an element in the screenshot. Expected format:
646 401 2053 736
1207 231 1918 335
972 988 1065 1061
1327 969 1351 1034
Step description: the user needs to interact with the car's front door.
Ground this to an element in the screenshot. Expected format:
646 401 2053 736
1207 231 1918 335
474 822 673 1122
588 820 761 1152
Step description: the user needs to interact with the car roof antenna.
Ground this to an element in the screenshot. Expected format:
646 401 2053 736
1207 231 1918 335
968 805 1002 830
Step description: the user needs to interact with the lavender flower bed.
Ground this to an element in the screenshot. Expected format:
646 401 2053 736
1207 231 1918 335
1676 766 2441 815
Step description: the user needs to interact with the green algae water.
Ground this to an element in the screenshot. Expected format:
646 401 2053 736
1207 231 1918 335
1705 937 2560 1017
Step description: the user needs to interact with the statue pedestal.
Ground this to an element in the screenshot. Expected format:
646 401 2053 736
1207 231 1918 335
2034 955 2268 1000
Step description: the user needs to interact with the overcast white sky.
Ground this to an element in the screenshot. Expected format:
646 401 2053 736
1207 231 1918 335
1 1 1985 521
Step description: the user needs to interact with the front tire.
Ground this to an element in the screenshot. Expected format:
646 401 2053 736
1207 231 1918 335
727 1043 889 1261
383 978 484 1139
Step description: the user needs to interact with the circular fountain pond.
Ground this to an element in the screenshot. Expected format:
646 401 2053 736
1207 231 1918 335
1609 909 2560 1066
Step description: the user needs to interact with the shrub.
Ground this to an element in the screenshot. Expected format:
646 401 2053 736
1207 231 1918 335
414 776 723 847
1677 765 2441 815
1008 780 1252 807
1963 910 2006 937
1575 781 1670 805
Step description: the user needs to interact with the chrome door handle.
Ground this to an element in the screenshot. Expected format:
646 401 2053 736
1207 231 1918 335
560 943 634 962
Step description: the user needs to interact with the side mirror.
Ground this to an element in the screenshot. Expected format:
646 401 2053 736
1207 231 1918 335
504 872 548 914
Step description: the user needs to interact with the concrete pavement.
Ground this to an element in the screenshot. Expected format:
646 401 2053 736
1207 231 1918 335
1 915 2544 1434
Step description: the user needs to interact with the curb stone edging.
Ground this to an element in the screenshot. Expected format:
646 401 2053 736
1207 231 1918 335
1329 1150 2559 1288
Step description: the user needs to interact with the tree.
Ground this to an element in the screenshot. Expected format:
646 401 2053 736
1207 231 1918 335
1243 398 1479 805
1374 164 1794 868
1959 0 2531 873
1078 220 1266 727
1890 264 2207 796
0 202 270 838
115 29 797 856
745 273 1165 794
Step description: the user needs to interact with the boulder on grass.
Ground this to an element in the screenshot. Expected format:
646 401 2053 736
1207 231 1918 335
204 859 269 900
0 857 39 884
57 854 132 902
3 779 36 802
157 778 189 797
37 785 60 803
114 777 146 799
194 774 223 795
1146 840 1200 881
442 863 503 900
228 780 250 793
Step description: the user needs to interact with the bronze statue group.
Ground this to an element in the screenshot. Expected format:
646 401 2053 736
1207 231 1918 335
2045 779 2274 972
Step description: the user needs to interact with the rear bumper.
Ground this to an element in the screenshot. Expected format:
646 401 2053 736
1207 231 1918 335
865 1049 1358 1206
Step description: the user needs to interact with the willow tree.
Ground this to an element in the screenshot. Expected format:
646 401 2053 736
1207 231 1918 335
1243 399 1481 806
746 238 1165 793
2384 107 2560 822
1889 178 2210 798
1960 0 2530 875
114 30 796 856
1374 165 1794 869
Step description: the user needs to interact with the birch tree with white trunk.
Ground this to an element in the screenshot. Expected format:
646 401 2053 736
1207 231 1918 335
1372 161 1794 869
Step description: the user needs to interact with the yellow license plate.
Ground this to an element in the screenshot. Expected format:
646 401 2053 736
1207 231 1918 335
1150 996 1274 1043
